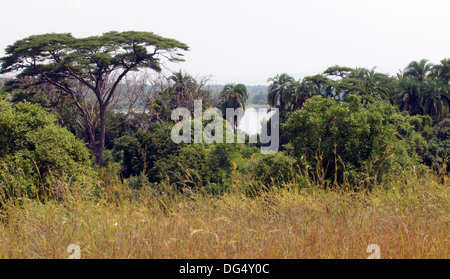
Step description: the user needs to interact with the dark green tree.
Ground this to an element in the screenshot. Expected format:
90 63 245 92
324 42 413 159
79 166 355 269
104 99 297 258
420 78 449 121
394 76 423 115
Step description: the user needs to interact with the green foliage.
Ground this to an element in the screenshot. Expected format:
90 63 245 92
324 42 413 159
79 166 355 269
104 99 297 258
420 118 450 172
392 59 450 121
125 175 151 190
104 111 152 150
0 85 6 100
111 112 261 194
10 90 52 108
206 143 258 185
394 76 423 115
0 100 95 201
3 45 448 200
112 122 179 179
283 95 427 188
154 143 210 190
0 155 36 200
252 152 297 187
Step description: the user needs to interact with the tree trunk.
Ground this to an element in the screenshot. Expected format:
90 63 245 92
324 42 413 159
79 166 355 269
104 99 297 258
96 106 106 166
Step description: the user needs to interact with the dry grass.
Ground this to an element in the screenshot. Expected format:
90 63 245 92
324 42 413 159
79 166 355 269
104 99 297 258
0 170 448 259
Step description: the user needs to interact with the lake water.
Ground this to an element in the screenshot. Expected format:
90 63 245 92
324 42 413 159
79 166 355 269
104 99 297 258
116 106 275 136
237 107 275 135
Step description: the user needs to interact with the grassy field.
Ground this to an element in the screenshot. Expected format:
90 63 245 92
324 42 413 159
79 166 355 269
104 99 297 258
0 169 448 259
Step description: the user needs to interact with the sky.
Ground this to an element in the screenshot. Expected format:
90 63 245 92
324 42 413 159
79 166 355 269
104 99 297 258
0 0 449 85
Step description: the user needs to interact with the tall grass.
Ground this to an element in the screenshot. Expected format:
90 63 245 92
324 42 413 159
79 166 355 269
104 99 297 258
0 165 448 259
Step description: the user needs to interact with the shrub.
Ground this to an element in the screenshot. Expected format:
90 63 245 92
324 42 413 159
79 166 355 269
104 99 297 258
252 152 297 187
283 95 427 188
112 122 181 179
420 118 450 172
0 100 96 201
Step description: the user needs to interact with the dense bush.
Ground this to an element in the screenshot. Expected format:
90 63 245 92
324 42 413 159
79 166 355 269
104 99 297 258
420 118 450 172
112 122 180 180
0 100 96 200
252 152 298 187
283 95 428 187
111 112 264 194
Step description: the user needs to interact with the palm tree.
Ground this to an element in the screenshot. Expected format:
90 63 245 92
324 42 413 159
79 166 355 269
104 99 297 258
421 78 450 120
396 69 405 80
431 58 450 86
349 67 369 80
168 70 197 103
218 83 248 130
267 73 295 113
284 79 313 111
395 76 422 115
404 59 433 83
362 68 392 101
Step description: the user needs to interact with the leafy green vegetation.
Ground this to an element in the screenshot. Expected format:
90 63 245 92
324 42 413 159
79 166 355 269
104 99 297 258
0 100 95 202
284 95 429 188
0 32 448 259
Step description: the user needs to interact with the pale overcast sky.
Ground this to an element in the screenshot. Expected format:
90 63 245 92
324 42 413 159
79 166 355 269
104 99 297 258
1 0 449 85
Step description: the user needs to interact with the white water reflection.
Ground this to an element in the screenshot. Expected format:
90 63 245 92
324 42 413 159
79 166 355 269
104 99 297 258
237 107 275 135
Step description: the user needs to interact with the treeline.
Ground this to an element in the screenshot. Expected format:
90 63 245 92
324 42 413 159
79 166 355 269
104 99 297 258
267 60 450 122
0 31 448 203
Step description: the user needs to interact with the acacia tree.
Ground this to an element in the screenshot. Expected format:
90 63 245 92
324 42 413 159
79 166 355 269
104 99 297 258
0 31 189 165
302 74 333 98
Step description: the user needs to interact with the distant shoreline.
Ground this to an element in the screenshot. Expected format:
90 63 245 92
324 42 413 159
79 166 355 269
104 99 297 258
112 105 270 114
245 104 270 109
